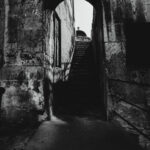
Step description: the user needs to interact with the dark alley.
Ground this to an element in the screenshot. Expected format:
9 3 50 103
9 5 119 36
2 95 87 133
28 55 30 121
0 0 150 149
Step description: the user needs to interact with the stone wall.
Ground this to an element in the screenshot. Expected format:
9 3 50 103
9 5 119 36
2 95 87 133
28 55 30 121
0 0 75 125
102 0 150 148
0 0 45 126
0 0 5 67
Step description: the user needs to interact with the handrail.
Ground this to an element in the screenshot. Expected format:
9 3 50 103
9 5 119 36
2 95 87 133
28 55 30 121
110 94 149 113
109 92 150 141
113 111 150 141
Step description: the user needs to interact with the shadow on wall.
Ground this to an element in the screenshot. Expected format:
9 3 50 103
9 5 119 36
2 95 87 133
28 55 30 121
0 87 5 120
43 77 53 121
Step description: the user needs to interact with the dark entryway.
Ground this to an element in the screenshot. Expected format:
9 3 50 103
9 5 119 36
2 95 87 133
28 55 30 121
51 0 106 120
53 37 106 120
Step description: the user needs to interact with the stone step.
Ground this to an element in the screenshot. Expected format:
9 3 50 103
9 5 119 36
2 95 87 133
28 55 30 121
75 43 91 45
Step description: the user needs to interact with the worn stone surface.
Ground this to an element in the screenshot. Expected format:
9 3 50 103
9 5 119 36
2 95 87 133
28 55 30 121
0 68 44 125
5 0 43 66
0 0 5 67
0 0 75 125
0 0 46 125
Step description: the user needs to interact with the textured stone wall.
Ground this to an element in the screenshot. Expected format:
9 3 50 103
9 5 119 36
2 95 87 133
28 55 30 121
0 0 45 126
0 0 75 125
102 0 150 148
0 0 5 67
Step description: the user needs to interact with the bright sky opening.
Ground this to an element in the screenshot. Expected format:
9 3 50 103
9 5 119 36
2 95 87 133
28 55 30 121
74 0 93 37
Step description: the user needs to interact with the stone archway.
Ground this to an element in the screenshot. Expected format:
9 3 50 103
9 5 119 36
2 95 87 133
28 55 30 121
44 0 98 10
44 0 107 119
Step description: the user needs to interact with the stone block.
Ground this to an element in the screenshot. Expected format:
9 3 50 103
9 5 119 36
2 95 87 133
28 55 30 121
0 66 44 80
0 78 44 124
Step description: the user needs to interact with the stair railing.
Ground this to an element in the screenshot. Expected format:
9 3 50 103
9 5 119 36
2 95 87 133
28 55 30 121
108 92 150 144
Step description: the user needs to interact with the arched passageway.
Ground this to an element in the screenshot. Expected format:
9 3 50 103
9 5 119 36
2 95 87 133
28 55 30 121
44 0 99 10
44 1 150 146
0 0 149 149
49 0 107 119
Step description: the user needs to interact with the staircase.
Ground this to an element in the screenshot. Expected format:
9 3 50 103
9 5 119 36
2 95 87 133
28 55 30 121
53 40 105 119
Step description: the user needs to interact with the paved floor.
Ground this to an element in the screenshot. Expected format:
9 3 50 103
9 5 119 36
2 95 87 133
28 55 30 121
25 116 144 150
0 125 37 150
